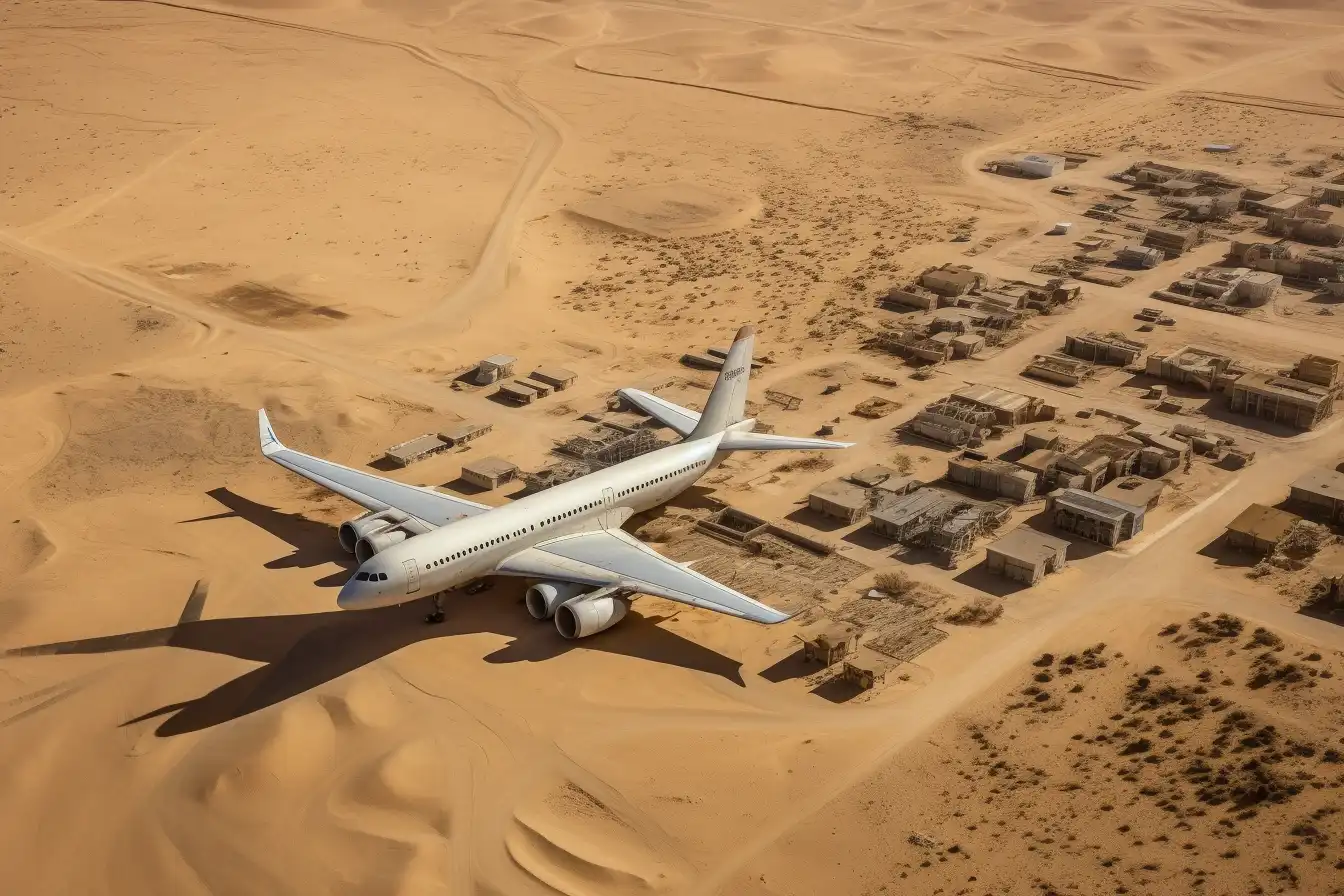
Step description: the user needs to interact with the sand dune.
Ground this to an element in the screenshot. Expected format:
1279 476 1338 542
4 0 1344 893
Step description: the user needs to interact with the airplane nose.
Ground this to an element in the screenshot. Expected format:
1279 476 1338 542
336 564 408 610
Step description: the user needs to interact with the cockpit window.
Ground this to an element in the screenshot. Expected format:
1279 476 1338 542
356 572 369 581
378 573 388 581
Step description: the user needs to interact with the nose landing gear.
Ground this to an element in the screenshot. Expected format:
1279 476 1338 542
424 593 445 625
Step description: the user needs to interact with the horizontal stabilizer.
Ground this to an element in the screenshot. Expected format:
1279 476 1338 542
716 431 853 452
616 388 701 437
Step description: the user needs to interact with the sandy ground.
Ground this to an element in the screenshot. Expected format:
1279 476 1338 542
3 0 1344 894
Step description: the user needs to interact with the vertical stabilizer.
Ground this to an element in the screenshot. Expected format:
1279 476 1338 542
689 325 754 439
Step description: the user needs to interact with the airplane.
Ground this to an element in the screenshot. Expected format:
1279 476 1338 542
258 325 853 637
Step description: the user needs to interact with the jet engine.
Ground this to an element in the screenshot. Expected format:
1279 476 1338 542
525 581 591 620
341 509 432 563
339 509 405 554
554 590 631 640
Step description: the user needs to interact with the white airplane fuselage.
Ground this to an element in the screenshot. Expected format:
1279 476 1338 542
337 432 725 609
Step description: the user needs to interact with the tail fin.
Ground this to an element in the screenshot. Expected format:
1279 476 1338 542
689 325 754 439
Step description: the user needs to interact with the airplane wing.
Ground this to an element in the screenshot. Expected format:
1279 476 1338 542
493 527 791 624
716 431 854 451
258 410 490 526
616 388 701 437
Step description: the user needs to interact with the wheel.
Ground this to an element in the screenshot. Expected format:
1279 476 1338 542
424 610 445 625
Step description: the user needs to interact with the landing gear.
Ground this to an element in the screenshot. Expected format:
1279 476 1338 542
424 593 446 625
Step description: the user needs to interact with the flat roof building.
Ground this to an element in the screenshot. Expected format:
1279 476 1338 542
808 479 870 523
476 354 517 385
1097 475 1166 509
530 366 578 391
796 621 860 666
1228 373 1333 431
496 381 538 404
951 384 1045 425
440 421 492 447
1289 468 1344 524
985 527 1070 585
461 457 520 490
1225 503 1301 554
1048 488 1145 547
384 433 450 468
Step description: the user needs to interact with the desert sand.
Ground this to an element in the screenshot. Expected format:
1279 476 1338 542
3 0 1344 894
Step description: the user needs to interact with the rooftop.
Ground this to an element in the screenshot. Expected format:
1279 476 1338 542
987 527 1070 563
463 456 519 477
481 354 517 367
1235 372 1331 403
1051 488 1143 522
1292 467 1344 502
810 479 869 509
953 384 1034 413
532 365 577 382
1226 503 1301 542
872 489 955 527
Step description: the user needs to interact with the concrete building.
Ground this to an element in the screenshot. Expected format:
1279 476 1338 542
475 354 517 385
1225 504 1301 554
920 264 988 297
1245 191 1311 216
1015 448 1061 486
1023 354 1092 387
808 479 869 523
440 421 492 447
1267 206 1344 247
842 649 897 691
796 621 860 666
984 528 1070 585
1048 488 1145 546
1143 226 1203 259
869 489 956 541
517 377 554 397
1064 332 1147 366
952 334 985 359
849 465 898 488
946 457 1037 502
1293 355 1341 388
882 284 942 311
1097 475 1166 509
1228 373 1334 431
1145 345 1238 391
461 457 519 490
1054 434 1144 491
1229 241 1344 284
950 384 1047 426
1016 153 1067 178
1116 244 1165 269
496 381 538 404
1289 468 1344 524
908 400 995 447
530 366 578 391
384 433 451 468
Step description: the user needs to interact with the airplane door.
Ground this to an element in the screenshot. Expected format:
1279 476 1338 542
402 558 421 595
600 487 616 529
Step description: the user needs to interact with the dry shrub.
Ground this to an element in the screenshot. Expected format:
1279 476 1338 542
944 597 1003 626
874 570 917 597
773 452 834 473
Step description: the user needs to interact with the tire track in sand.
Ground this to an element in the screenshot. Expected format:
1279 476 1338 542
106 0 564 338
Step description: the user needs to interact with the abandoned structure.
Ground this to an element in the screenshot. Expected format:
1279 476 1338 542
555 423 667 469
921 263 989 297
1224 503 1302 554
461 457 519 490
384 433 452 468
496 380 540 404
946 457 1037 503
1048 488 1145 546
1023 353 1095 387
1228 373 1334 431
842 649 897 691
797 621 860 666
1063 332 1147 366
951 384 1048 426
868 489 1011 566
1145 345 1240 391
475 354 517 385
1143 226 1204 259
1116 244 1164 269
808 479 870 524
1294 355 1341 388
1289 468 1344 524
1229 241 1344 285
530 366 578 391
440 421 492 448
984 528 1070 585
1155 266 1281 308
1097 475 1166 510
1267 205 1344 247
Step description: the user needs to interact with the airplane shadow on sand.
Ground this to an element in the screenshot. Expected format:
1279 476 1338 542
181 487 353 587
4 580 746 738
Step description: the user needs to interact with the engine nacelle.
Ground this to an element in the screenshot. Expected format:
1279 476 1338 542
339 509 409 554
525 581 591 620
555 591 631 640
353 517 431 563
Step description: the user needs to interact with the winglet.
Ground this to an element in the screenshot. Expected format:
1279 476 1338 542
258 409 284 457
